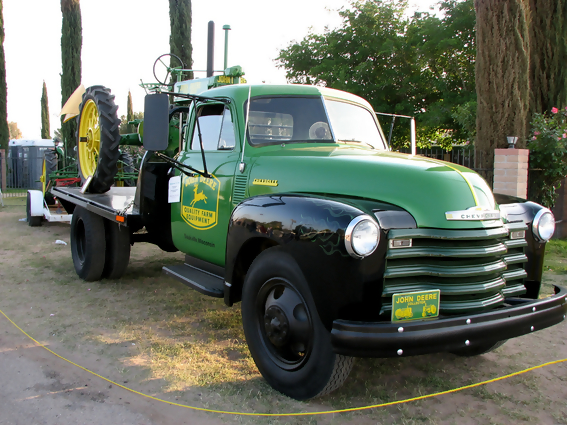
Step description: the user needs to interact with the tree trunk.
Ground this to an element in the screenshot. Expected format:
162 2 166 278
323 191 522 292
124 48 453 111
41 81 50 139
169 0 192 81
126 91 134 134
61 0 82 160
474 0 530 172
0 0 8 151
528 0 567 116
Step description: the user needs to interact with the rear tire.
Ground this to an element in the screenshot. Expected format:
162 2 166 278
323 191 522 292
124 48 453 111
70 207 106 281
241 247 353 400
117 151 136 187
26 192 42 227
76 85 121 194
102 219 131 279
43 149 58 205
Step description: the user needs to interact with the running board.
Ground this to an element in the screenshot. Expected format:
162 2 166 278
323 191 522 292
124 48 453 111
163 264 224 298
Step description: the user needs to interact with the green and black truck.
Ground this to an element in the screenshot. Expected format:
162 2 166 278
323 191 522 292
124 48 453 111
50 51 567 400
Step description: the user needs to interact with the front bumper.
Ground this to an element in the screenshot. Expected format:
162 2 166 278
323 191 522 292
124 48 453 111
331 285 567 358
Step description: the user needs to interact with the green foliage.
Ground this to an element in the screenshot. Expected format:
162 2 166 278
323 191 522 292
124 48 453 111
8 121 21 139
119 111 143 134
169 0 192 80
528 106 567 208
60 0 82 158
0 0 8 150
41 81 50 139
276 0 476 150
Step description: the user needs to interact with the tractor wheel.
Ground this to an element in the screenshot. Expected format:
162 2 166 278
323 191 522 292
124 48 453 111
102 219 131 280
70 206 106 281
42 148 58 205
241 247 354 400
76 85 121 193
26 192 42 227
117 151 136 187
450 340 507 357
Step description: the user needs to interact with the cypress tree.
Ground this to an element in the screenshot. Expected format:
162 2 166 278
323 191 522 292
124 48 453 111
41 81 50 139
126 91 134 133
61 0 82 159
528 0 567 115
169 0 193 80
474 0 530 171
0 0 8 151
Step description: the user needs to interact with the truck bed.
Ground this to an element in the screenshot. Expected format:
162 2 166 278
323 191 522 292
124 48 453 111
52 186 139 225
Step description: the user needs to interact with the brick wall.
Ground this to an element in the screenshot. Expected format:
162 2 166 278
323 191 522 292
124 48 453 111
493 149 529 199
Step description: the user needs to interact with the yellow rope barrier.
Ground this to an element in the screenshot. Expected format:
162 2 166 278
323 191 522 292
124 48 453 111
1 307 565 417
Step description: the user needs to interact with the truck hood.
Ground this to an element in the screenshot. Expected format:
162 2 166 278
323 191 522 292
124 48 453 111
246 145 500 229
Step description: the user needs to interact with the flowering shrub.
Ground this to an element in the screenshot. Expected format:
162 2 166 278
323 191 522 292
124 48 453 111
528 107 567 208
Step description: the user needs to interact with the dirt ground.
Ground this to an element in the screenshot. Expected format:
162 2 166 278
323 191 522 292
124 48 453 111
0 200 566 425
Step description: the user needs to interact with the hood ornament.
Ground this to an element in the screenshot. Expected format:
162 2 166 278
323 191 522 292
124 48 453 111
445 206 500 221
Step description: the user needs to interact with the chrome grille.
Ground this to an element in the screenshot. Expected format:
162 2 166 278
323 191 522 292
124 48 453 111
381 223 528 316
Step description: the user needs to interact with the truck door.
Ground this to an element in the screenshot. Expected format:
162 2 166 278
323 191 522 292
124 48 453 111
170 102 240 266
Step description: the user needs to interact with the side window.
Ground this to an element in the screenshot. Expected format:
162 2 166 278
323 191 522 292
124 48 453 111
191 104 235 151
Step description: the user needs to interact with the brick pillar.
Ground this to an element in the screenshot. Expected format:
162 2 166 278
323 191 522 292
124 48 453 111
493 149 529 198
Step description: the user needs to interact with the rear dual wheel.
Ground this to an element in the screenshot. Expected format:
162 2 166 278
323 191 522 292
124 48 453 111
71 207 130 281
76 86 121 193
242 248 353 400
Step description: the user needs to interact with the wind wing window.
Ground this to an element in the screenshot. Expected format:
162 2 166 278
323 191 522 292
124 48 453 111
191 104 235 151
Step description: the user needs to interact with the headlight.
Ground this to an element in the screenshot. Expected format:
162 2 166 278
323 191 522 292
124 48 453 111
345 215 380 258
532 209 555 242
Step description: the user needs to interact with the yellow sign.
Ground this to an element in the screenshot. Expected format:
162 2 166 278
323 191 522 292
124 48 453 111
217 75 233 84
253 178 278 187
392 289 440 322
181 174 220 230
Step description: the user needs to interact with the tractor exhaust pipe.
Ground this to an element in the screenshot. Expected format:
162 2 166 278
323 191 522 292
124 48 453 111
207 21 214 77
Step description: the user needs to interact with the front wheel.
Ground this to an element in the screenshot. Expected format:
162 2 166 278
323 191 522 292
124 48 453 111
241 247 353 400
451 340 507 357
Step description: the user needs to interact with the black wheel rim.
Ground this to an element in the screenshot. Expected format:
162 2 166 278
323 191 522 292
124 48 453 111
255 277 314 371
74 218 87 263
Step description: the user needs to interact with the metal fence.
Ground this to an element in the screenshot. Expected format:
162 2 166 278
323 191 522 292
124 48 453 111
0 147 49 196
398 146 493 189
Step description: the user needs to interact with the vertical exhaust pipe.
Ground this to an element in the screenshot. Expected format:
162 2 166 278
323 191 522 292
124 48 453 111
207 21 215 77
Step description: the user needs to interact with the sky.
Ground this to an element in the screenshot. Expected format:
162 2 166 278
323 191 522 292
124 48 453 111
4 0 440 139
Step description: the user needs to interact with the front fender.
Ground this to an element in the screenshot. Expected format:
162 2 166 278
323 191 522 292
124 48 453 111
225 194 387 328
498 197 552 294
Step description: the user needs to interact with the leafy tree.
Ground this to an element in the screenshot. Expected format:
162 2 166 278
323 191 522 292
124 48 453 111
8 121 21 139
60 0 82 159
41 81 50 139
127 91 134 133
169 0 192 81
119 111 143 134
276 0 476 149
0 0 8 151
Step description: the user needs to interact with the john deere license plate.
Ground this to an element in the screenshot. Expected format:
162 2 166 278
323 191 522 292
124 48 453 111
392 289 440 322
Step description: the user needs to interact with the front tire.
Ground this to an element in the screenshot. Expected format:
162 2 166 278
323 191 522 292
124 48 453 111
241 247 353 400
70 207 106 281
76 85 121 193
451 340 507 357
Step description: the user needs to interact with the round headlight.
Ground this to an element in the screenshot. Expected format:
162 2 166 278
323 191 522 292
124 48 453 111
532 209 555 242
345 216 380 258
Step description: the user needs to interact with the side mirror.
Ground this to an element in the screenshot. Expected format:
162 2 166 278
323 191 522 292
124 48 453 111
143 93 169 151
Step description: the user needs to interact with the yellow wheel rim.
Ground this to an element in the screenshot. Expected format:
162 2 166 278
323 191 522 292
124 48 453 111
78 99 101 178
41 159 47 195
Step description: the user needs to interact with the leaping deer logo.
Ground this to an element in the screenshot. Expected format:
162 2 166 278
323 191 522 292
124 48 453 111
190 184 208 207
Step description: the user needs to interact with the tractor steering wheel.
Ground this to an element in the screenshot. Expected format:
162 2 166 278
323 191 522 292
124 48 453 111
153 53 185 86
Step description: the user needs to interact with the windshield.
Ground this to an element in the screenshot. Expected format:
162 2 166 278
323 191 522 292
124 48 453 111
246 96 331 145
324 99 386 150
